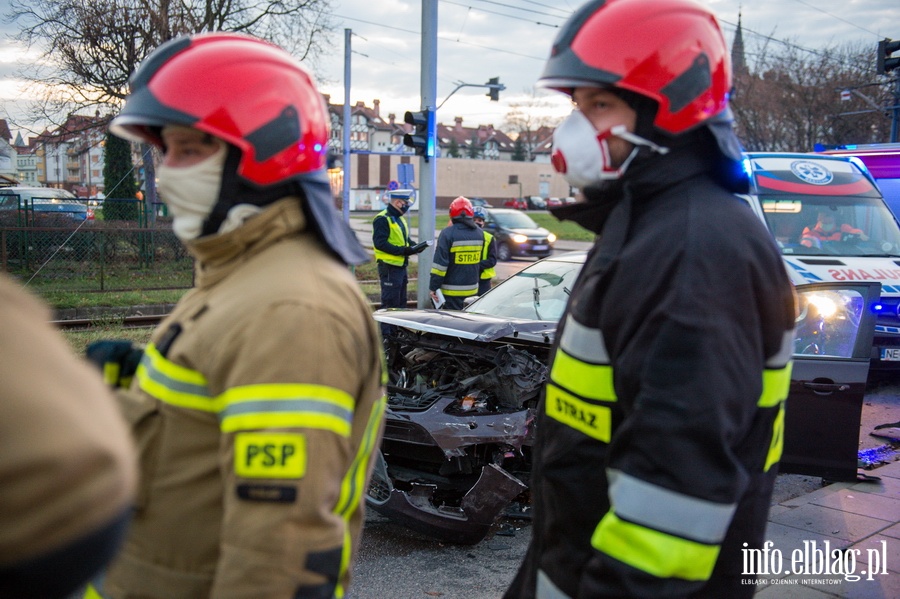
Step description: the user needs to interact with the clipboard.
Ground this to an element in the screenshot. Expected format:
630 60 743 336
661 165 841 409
410 239 433 254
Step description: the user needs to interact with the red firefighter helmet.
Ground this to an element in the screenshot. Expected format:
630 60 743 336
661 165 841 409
538 0 731 135
109 32 329 185
449 197 474 218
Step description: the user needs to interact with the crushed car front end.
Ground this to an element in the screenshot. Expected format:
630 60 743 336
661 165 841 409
367 312 555 544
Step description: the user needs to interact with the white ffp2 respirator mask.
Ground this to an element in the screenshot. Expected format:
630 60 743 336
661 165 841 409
550 110 669 190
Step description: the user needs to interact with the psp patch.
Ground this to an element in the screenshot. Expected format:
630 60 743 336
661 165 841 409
234 432 306 479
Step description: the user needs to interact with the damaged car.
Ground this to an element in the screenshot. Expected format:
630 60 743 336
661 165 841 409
368 251 880 544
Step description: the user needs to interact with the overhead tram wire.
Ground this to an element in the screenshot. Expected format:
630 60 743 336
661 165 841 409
789 0 884 39
442 0 564 28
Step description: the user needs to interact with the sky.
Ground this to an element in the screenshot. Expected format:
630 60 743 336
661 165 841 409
0 0 898 141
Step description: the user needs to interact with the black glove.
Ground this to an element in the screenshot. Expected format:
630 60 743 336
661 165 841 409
86 340 144 389
402 246 416 256
409 240 430 254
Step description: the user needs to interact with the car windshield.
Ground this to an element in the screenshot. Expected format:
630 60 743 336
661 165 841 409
493 210 540 229
762 194 900 257
466 256 583 321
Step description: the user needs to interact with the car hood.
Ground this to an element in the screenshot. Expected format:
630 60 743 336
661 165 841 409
373 308 557 344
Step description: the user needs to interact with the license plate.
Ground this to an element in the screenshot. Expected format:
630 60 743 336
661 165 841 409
881 348 900 361
532 244 548 251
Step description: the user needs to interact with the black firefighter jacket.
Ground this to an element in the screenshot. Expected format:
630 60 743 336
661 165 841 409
506 142 797 599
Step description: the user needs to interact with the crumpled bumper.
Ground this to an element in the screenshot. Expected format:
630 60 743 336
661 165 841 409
366 452 527 545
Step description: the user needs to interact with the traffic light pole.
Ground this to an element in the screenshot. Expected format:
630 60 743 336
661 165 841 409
416 0 438 309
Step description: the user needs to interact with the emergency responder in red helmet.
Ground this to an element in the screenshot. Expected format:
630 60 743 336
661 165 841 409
505 1 797 598
88 32 385 598
429 197 484 310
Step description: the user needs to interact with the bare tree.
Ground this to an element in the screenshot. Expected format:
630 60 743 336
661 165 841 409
731 39 892 151
503 88 563 161
6 0 334 132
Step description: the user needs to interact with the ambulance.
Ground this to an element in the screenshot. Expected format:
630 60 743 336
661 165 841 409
741 152 900 370
818 143 900 217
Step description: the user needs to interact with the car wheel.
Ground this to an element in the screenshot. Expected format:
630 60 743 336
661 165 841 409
498 243 512 261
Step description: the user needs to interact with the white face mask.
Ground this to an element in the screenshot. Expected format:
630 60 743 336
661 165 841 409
157 143 227 241
550 109 669 190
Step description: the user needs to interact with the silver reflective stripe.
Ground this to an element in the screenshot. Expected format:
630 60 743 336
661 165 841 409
537 570 573 599
607 469 737 545
558 314 610 364
450 239 483 249
767 329 795 368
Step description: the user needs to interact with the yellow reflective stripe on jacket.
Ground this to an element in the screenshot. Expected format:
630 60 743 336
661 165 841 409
758 362 792 408
219 384 355 436
373 210 408 266
549 350 616 401
545 383 612 443
764 402 785 472
136 343 212 410
759 360 792 471
442 283 479 297
333 396 387 598
138 343 355 437
592 512 720 582
480 231 495 279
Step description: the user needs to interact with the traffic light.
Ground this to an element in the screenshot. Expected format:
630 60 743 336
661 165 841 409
403 110 434 161
877 38 900 74
486 77 501 102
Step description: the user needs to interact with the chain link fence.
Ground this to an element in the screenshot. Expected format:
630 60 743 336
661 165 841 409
0 199 194 292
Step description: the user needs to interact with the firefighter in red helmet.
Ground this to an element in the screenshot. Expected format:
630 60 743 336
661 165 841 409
87 32 385 599
505 1 796 597
429 197 484 309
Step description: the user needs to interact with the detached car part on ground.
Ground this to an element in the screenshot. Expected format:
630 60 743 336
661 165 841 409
368 252 879 544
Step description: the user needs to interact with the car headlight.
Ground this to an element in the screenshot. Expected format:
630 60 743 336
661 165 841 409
511 234 528 244
547 233 557 243
795 289 864 357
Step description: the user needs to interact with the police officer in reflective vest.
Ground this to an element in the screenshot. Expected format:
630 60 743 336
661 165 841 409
372 190 427 335
430 197 485 310
506 1 797 597
472 206 497 295
86 32 385 599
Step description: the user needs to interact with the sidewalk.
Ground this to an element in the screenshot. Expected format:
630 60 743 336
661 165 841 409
755 459 900 597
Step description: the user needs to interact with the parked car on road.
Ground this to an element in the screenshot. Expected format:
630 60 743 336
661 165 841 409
545 197 563 208
468 197 492 209
482 208 555 260
502 197 528 210
526 196 546 210
368 251 879 544
0 187 94 224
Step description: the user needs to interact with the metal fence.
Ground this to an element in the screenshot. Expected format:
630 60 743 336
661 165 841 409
0 199 194 292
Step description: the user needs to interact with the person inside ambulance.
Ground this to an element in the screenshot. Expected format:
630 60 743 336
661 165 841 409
801 209 869 248
505 0 797 598
87 32 385 599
